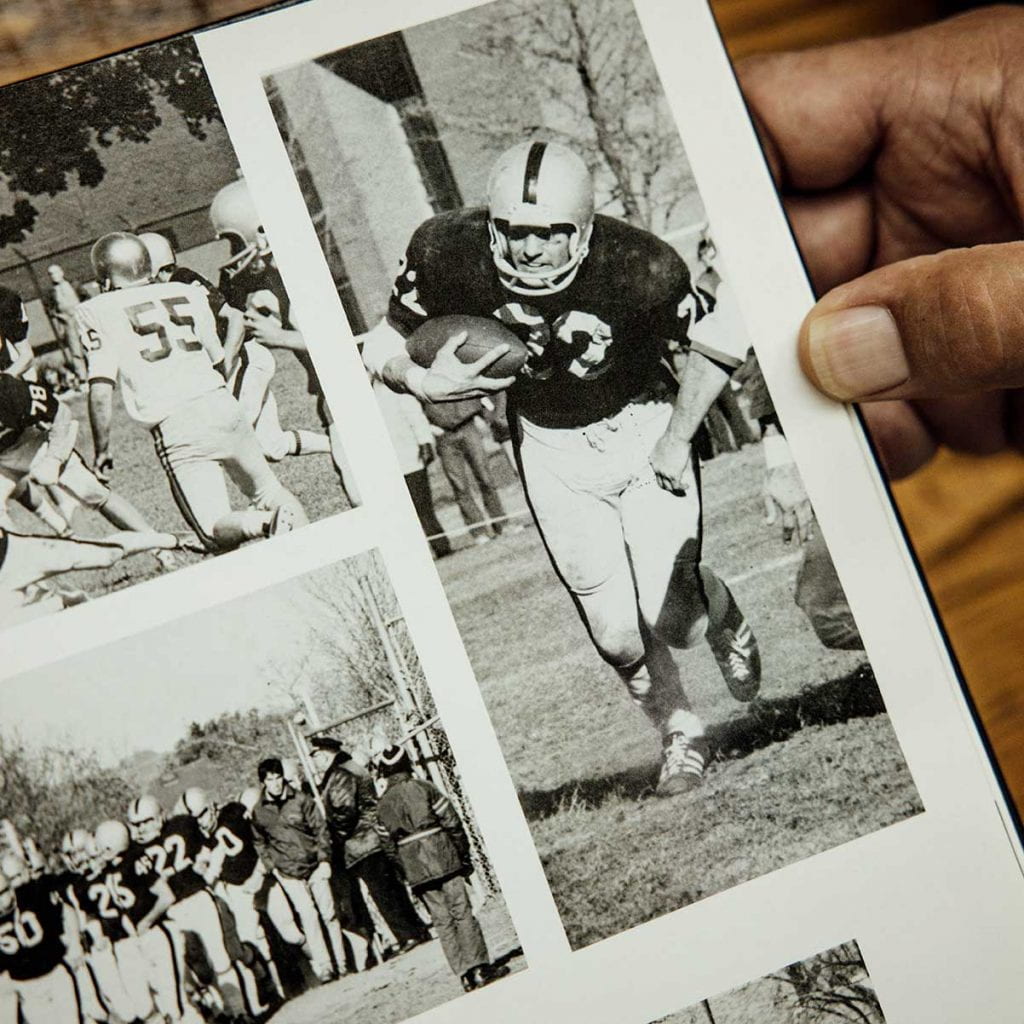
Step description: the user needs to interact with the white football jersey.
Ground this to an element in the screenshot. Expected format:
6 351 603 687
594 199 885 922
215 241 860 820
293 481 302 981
77 280 226 427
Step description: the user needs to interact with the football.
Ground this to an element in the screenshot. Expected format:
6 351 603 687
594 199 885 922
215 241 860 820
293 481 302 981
407 315 529 379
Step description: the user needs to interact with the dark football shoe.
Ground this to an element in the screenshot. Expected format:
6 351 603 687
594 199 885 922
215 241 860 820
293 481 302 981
656 733 709 797
707 585 761 702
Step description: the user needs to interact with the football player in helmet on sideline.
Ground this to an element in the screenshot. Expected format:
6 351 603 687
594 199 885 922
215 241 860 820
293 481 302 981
77 231 309 553
364 140 761 796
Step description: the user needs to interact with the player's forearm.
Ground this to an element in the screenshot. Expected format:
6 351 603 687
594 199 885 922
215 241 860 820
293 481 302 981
220 307 246 377
41 402 78 468
6 344 32 378
664 350 730 443
88 384 113 456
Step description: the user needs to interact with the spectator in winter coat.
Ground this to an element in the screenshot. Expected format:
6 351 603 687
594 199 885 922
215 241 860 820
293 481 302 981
373 746 510 992
311 737 430 959
250 757 345 981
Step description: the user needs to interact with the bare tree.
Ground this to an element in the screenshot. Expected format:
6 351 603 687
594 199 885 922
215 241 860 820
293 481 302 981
446 0 699 232
773 941 885 1023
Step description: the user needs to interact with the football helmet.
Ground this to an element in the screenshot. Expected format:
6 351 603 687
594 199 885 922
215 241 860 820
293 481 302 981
0 853 28 889
127 794 164 845
182 787 217 837
91 232 152 291
61 828 92 872
94 821 131 863
138 232 177 280
487 140 594 295
210 178 268 274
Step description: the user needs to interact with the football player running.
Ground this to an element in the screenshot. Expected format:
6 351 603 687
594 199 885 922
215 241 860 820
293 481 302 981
365 140 761 796
77 231 309 553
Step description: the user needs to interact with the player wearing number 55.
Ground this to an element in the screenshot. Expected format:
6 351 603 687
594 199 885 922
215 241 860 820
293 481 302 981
365 140 759 797
76 232 308 553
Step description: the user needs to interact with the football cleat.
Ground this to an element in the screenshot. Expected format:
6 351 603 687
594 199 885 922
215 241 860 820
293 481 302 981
656 733 709 797
706 585 761 702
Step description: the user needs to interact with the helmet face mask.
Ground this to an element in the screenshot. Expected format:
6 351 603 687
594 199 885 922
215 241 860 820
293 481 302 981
487 140 594 296
210 178 270 275
127 795 164 845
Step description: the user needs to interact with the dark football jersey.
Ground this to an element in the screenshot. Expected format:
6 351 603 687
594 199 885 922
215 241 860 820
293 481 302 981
75 872 130 944
0 877 68 980
0 376 58 454
219 260 323 401
204 802 259 886
117 848 161 928
219 261 292 329
140 816 206 901
387 209 704 429
170 267 230 329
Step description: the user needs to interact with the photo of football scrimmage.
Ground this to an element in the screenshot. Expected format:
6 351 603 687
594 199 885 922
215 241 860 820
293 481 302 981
652 940 885 1024
0 552 524 1023
0 35 354 626
266 0 924 948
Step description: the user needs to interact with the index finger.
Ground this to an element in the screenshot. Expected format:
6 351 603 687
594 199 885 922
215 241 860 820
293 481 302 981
466 342 511 374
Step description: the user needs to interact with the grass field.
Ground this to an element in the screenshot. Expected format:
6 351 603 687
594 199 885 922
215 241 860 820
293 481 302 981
268 897 523 1024
436 443 923 948
5 355 352 601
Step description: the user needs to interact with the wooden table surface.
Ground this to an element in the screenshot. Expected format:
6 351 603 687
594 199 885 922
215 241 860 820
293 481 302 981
3 0 1022 811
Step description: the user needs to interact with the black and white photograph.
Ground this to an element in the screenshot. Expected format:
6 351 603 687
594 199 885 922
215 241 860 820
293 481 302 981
0 550 524 1023
263 0 923 948
652 940 885 1024
0 35 355 627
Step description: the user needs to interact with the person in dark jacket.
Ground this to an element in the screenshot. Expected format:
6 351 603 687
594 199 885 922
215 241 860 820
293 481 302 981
373 746 509 992
250 757 345 981
311 738 430 962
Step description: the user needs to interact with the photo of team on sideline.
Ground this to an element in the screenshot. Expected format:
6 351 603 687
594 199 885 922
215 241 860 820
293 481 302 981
0 748 510 1024
0 554 523 1023
0 39 353 624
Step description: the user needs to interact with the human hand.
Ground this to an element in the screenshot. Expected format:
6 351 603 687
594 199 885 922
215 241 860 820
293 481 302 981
312 860 332 882
650 431 693 494
244 307 287 347
421 332 517 401
739 7 1024 479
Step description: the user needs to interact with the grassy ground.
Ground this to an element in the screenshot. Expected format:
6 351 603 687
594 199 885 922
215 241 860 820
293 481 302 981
6 356 351 598
437 444 922 948
268 897 523 1024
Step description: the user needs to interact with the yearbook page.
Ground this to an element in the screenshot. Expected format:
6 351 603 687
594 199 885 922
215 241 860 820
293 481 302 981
0 1 1022 1022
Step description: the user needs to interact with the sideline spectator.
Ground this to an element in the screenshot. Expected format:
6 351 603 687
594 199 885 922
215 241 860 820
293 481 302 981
250 757 346 982
374 746 509 992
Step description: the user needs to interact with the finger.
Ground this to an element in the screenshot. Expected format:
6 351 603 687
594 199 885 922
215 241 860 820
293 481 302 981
738 40 891 192
859 401 937 480
799 242 1024 402
475 376 517 393
439 330 469 355
785 187 874 295
795 501 814 544
913 392 1008 457
467 343 511 375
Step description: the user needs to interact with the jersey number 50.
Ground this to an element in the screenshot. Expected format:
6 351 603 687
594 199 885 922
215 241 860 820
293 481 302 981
127 299 204 363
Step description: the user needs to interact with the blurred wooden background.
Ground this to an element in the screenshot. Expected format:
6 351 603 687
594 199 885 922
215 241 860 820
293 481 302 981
1 0 1021 810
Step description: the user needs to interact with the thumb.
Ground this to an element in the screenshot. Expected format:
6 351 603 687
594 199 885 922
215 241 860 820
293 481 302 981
799 242 1024 401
